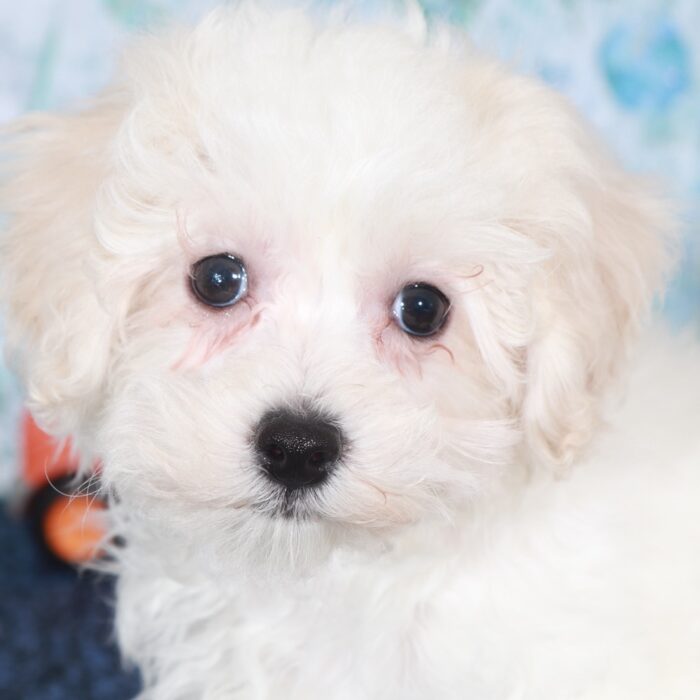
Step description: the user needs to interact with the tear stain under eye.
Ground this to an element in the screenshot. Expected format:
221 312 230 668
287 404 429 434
170 301 267 371
375 321 423 378
376 319 456 378
425 343 455 364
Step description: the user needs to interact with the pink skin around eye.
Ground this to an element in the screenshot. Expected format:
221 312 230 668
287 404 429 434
424 342 455 364
171 299 268 371
171 209 280 372
372 304 456 378
369 263 479 375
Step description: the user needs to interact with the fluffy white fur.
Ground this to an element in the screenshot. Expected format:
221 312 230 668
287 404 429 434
2 4 699 698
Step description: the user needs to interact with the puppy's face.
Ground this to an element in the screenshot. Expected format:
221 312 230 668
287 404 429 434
0 7 667 567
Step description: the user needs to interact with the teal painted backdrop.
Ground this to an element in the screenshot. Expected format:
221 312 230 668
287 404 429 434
0 0 698 487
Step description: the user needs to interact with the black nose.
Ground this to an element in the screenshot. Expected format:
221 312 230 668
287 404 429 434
254 410 342 490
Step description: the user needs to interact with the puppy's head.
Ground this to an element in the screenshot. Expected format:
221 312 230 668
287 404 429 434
0 6 670 569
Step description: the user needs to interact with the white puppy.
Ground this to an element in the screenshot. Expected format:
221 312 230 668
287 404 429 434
1 4 699 699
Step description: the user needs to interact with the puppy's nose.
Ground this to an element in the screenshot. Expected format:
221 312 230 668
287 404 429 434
255 410 342 489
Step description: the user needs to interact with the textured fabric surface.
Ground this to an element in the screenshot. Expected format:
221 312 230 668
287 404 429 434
0 507 141 699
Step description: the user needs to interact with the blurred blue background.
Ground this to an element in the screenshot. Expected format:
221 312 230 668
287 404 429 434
0 1 698 698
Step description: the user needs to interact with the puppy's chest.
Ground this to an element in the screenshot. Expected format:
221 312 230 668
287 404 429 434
119 499 700 700
164 551 607 699
122 551 515 698
224 561 458 697
215 554 691 700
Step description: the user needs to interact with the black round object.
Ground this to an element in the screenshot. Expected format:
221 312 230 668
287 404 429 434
190 254 248 308
392 282 450 337
255 410 342 490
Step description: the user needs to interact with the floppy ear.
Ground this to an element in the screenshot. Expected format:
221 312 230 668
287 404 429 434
457 66 674 471
0 96 126 440
519 147 673 470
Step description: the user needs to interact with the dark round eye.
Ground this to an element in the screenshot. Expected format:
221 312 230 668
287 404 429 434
190 254 248 308
392 282 450 337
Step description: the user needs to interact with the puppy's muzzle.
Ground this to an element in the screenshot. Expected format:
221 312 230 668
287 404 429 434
254 409 343 490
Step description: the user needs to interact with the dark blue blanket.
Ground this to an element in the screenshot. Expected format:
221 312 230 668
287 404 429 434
0 506 140 700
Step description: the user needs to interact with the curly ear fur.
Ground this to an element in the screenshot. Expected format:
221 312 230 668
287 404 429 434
454 70 674 472
503 96 673 470
0 95 126 439
521 169 672 469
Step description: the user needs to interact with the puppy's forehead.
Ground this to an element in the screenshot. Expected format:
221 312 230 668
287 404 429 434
211 65 463 184
152 21 487 238
123 13 533 269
